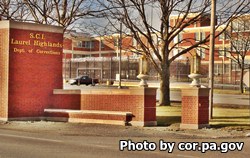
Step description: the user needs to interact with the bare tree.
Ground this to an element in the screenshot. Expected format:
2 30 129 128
1 0 103 31
0 0 11 19
20 0 99 30
0 0 29 20
226 15 250 93
96 0 249 105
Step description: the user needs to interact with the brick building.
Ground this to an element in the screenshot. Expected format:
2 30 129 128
63 30 135 58
63 14 250 60
63 13 250 84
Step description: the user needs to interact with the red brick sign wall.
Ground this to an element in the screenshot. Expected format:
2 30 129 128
0 21 63 119
8 28 63 118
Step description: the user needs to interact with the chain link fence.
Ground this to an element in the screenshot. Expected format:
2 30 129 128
63 57 243 88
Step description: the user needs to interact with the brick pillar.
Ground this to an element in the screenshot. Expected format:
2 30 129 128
180 87 210 129
0 28 9 121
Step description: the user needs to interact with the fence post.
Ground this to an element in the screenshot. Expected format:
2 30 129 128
101 57 104 83
127 56 130 79
69 60 72 79
176 61 178 82
110 56 112 81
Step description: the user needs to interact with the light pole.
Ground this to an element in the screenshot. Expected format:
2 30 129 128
209 0 216 120
222 56 224 86
118 19 122 89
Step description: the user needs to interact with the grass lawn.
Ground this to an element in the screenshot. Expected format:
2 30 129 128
214 89 250 95
156 104 250 129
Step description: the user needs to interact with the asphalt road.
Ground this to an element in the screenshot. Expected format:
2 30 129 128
0 127 249 158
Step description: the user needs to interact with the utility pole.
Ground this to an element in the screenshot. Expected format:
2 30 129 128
118 19 122 89
248 65 250 123
209 0 216 119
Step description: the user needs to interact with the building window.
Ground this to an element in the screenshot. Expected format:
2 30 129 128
218 33 229 41
195 32 199 41
114 37 118 47
225 48 231 57
178 33 183 43
218 49 224 57
197 48 205 59
100 40 104 48
218 48 230 57
83 41 94 48
225 53 230 57
219 34 224 40
174 33 183 43
200 48 206 59
77 41 83 48
195 32 205 41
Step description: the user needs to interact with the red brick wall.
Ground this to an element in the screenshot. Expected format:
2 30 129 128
64 53 72 59
63 38 72 50
78 89 156 123
80 95 145 121
101 53 116 57
8 27 63 118
181 94 209 125
198 96 209 124
52 94 81 110
144 95 156 121
122 37 133 50
181 96 199 124
0 29 9 119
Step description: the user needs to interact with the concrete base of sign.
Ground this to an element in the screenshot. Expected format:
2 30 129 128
47 87 157 127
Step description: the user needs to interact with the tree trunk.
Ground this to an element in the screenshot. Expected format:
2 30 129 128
159 64 171 106
240 66 244 93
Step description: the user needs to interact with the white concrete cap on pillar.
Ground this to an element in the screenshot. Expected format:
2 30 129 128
188 73 202 87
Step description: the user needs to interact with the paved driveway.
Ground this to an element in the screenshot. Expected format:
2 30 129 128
63 82 250 106
167 90 250 106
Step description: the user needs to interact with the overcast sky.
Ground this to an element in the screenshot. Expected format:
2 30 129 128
77 0 249 36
